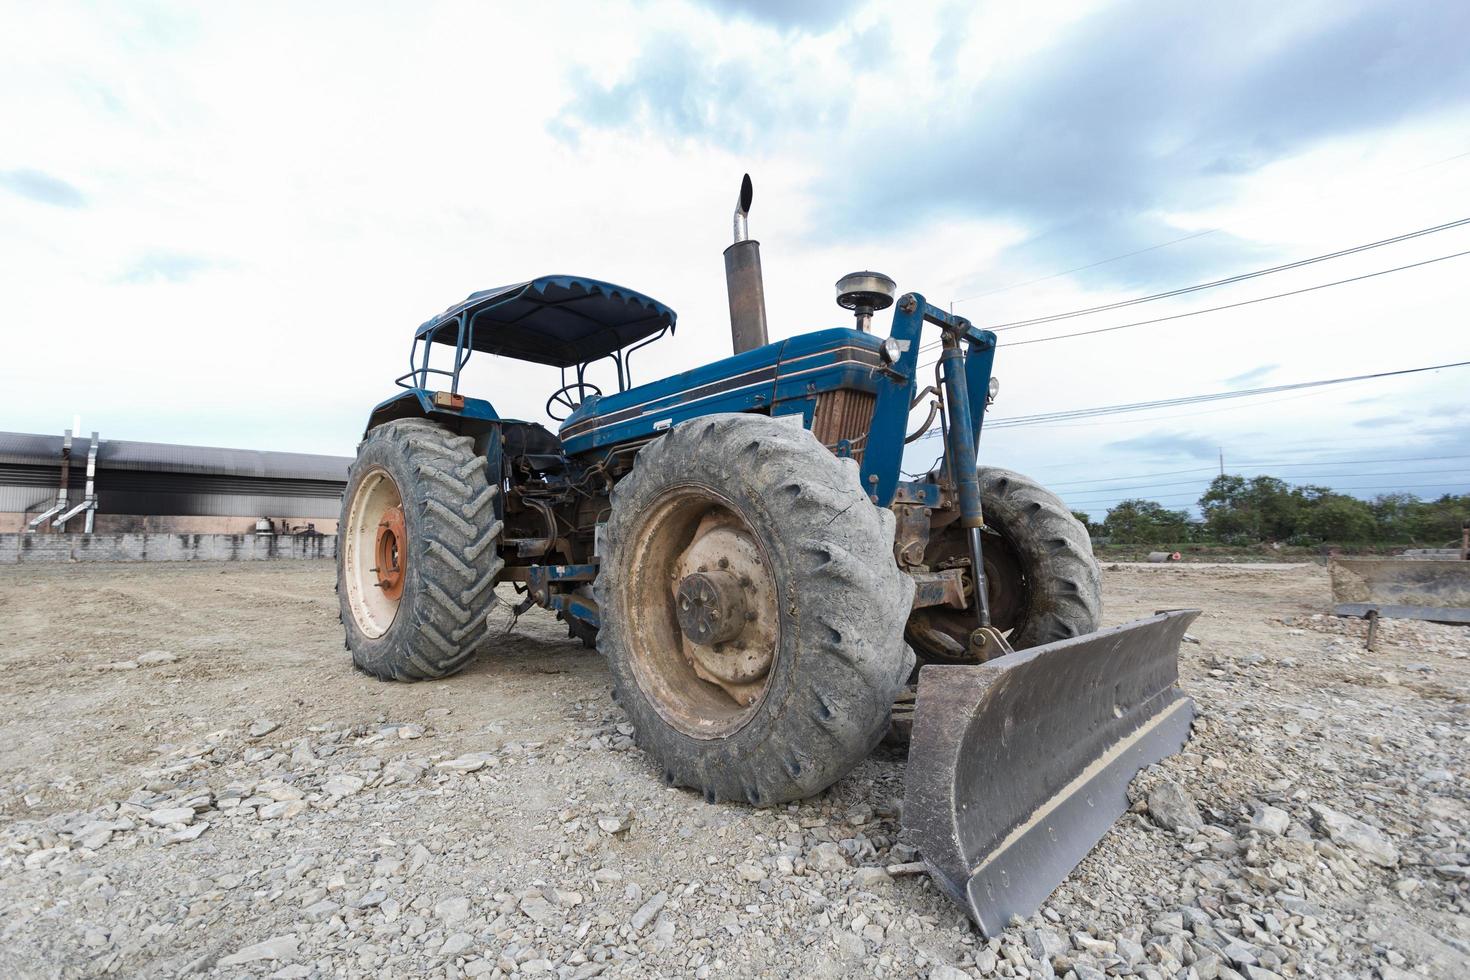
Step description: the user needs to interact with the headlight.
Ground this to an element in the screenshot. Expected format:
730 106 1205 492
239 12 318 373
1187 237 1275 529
988 376 1000 401
880 336 903 364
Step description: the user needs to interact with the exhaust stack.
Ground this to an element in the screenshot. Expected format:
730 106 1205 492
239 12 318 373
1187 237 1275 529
724 174 769 354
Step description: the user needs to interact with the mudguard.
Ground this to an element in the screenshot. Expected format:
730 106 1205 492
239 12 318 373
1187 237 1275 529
903 609 1200 936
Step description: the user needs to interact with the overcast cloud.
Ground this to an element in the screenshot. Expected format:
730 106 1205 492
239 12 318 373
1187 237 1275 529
2 0 1467 517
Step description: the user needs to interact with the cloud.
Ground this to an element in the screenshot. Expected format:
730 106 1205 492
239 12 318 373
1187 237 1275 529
562 1 1470 287
1353 415 1407 428
0 168 87 207
555 35 849 148
1105 431 1219 460
123 251 214 284
1224 363 1278 387
696 0 857 31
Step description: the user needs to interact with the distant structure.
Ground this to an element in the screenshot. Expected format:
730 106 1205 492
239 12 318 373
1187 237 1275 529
0 428 350 535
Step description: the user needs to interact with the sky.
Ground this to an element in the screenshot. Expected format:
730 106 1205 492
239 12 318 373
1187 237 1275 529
3 0 1468 519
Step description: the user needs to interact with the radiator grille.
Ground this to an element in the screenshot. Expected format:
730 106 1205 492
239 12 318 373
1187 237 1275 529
811 391 877 462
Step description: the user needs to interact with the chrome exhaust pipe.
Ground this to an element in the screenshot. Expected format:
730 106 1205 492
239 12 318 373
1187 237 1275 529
724 174 769 354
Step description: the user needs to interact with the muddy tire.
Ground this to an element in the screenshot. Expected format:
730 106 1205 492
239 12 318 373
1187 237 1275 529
337 419 504 680
597 414 915 805
908 467 1101 660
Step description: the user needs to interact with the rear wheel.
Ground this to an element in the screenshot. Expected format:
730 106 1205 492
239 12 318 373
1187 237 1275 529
907 466 1101 661
597 414 914 805
338 419 504 680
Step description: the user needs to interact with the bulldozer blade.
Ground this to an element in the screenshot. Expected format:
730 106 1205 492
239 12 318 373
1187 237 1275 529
903 609 1201 936
1330 558 1470 611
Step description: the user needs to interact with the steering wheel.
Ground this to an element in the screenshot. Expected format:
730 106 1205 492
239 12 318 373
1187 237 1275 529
546 381 602 421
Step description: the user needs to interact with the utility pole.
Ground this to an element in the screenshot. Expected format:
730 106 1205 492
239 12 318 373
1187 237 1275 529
1218 448 1224 478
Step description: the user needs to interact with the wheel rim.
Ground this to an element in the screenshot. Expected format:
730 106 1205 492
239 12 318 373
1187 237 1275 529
344 468 404 638
621 484 780 739
908 526 1029 660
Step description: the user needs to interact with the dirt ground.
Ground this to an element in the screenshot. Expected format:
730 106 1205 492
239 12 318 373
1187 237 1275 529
0 560 1465 979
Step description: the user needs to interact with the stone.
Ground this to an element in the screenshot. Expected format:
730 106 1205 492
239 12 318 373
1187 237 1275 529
249 720 280 738
324 775 364 798
519 892 560 926
146 808 195 827
1309 804 1399 867
164 822 209 844
258 800 308 821
99 661 139 671
435 755 491 774
436 896 471 923
854 866 892 888
441 933 474 957
929 966 968 980
354 890 387 909
735 862 766 882
807 842 850 872
218 934 299 966
630 892 668 932
1148 780 1204 834
834 930 865 963
137 651 179 666
597 811 633 834
398 724 425 740
76 822 115 850
1026 927 1067 961
302 900 338 922
1249 804 1290 837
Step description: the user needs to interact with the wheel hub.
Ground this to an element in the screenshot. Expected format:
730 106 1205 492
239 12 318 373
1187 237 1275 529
675 570 748 646
374 504 407 601
621 485 781 739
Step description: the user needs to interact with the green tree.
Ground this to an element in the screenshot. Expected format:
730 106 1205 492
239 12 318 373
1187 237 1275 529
1103 499 1193 545
1369 493 1420 542
1200 475 1315 542
1302 494 1377 542
1407 493 1470 545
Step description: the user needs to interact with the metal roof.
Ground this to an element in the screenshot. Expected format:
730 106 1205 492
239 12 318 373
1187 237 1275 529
0 431 351 482
416 274 676 368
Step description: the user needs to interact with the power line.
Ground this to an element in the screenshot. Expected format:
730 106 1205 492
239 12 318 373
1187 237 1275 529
924 358 1470 433
986 217 1470 331
954 230 1219 302
998 249 1470 349
915 246 1470 368
947 146 1470 307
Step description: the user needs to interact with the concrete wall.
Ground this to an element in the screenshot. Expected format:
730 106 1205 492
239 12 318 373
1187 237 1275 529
0 513 339 535
0 533 336 564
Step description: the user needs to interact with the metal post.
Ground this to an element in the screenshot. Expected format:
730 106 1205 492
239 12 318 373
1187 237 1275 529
938 334 990 628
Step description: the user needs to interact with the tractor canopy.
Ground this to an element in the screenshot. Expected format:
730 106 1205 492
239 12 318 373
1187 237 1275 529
415 275 676 369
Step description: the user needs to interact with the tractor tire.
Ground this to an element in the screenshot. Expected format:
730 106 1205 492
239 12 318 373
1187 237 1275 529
597 414 915 806
337 419 504 681
907 466 1101 661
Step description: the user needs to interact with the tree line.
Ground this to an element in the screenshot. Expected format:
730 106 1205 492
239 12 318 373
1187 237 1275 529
1074 474 1469 546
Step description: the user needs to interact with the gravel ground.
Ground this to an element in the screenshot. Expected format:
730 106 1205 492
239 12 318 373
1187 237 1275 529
0 561 1465 979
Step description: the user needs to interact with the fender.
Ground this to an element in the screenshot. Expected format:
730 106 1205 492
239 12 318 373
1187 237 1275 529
364 388 500 438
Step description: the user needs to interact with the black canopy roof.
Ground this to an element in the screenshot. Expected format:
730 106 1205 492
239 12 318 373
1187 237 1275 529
415 275 676 368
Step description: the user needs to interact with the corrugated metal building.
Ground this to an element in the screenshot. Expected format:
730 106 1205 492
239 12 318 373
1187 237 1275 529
0 430 351 534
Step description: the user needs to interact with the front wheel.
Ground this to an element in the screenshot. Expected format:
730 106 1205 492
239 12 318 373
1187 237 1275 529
907 466 1102 661
338 419 504 680
597 414 915 805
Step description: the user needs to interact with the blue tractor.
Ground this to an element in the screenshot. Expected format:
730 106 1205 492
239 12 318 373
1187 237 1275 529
337 177 1198 933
